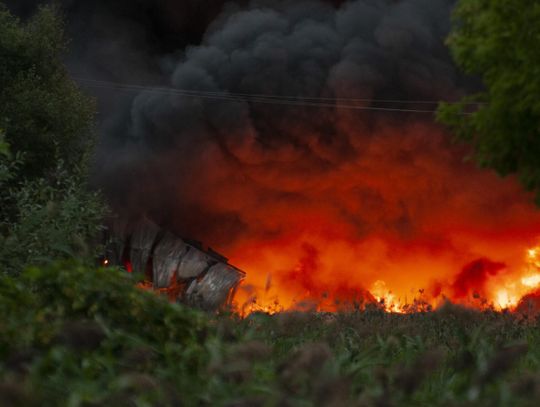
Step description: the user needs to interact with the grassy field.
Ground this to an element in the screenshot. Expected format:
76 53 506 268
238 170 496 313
1 263 540 406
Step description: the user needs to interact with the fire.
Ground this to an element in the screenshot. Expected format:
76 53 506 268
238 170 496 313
87 0 540 318
114 68 540 317
371 280 404 313
233 240 540 315
494 290 519 310
522 247 540 288
522 274 540 288
176 124 540 317
487 244 540 311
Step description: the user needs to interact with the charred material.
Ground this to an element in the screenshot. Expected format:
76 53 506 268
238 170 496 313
105 218 245 311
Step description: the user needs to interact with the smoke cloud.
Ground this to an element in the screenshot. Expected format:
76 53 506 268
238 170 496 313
98 0 463 231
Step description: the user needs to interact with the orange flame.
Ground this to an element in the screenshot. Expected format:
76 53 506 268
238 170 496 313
153 120 540 316
232 240 540 315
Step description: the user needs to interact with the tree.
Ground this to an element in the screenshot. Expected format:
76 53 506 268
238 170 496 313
0 3 94 179
437 0 540 202
0 4 106 275
0 130 12 183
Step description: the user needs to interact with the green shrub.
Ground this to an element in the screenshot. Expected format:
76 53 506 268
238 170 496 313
0 262 209 406
1 263 540 406
0 159 106 276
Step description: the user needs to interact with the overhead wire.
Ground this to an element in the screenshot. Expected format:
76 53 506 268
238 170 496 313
74 77 481 115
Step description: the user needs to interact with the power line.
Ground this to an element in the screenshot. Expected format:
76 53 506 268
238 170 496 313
75 77 481 105
74 77 479 114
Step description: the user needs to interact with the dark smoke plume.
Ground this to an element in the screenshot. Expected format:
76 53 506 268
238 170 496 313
8 0 463 243
91 0 463 240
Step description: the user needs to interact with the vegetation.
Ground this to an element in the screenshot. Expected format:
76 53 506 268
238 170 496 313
0 4 106 275
0 3 94 179
0 262 539 406
437 0 540 203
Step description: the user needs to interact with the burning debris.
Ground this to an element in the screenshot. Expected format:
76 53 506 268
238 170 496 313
105 218 245 311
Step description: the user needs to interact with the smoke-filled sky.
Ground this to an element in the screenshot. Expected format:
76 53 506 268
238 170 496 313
9 0 540 310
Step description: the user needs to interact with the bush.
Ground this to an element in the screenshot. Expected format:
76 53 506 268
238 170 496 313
0 262 209 406
0 158 106 276
1 263 540 406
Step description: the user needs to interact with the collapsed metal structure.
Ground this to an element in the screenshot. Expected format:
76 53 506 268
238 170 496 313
106 218 245 311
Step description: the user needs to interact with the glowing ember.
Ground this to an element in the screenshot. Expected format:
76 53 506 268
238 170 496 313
528 248 540 264
521 274 540 288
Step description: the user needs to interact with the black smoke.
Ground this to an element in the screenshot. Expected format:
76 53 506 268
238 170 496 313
95 0 463 242
8 0 478 246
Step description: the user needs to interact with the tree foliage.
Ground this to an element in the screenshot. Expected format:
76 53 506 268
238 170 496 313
0 4 105 275
437 0 540 202
0 4 94 179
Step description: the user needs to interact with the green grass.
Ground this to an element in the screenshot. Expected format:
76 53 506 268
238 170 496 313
1 263 540 406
